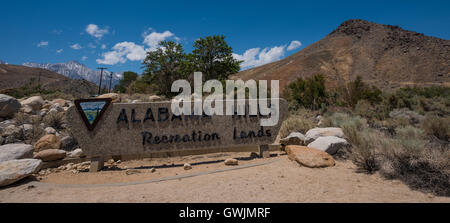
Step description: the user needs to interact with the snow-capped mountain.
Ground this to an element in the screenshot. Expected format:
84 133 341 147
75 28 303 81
0 60 7 64
23 61 122 87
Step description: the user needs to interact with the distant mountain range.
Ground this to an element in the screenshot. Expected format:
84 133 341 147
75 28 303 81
23 61 122 87
0 60 7 64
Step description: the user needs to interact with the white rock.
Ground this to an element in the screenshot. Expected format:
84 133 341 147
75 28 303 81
44 127 56 135
67 148 84 158
0 144 34 162
21 96 44 111
305 127 344 143
280 132 307 146
0 159 42 187
183 163 192 170
149 95 163 102
307 136 350 155
224 158 238 166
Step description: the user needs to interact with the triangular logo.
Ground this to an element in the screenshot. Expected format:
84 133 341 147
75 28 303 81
74 98 112 131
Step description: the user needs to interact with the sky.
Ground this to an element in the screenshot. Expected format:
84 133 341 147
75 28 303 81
1 0 449 74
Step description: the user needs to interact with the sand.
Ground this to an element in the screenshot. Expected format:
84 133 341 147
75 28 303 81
0 151 449 203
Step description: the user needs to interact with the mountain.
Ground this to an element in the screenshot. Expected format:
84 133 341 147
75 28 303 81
23 61 122 88
0 60 7 64
232 19 450 92
0 64 98 98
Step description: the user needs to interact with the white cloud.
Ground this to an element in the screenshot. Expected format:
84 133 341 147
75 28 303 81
287 40 302 51
85 24 109 39
37 41 48 47
56 49 63 54
96 41 146 65
101 44 107 49
70 43 82 50
143 30 175 50
233 45 286 70
81 56 88 61
88 43 96 48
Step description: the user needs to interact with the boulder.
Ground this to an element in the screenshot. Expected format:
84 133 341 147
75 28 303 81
21 96 44 111
34 134 62 151
60 135 77 150
49 103 64 113
224 158 238 166
0 159 42 187
96 93 120 103
280 132 307 146
149 95 163 102
0 144 34 162
44 127 56 135
1 124 22 138
183 163 192 170
67 148 84 158
0 94 21 119
285 145 335 168
33 149 66 161
307 136 350 155
51 99 67 107
305 127 344 143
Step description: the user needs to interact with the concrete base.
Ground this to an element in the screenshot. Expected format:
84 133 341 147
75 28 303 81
89 157 104 172
259 144 270 158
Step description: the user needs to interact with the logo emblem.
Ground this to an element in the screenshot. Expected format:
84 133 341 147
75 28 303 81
74 98 112 131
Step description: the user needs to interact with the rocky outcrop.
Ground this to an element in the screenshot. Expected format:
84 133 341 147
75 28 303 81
0 159 42 187
0 94 21 119
286 145 335 168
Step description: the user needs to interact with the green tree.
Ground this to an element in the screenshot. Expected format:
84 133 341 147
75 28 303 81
115 71 138 93
142 41 189 97
341 76 382 107
190 35 241 81
287 74 328 110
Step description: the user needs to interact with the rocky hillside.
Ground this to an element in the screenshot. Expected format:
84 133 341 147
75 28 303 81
232 19 450 92
0 64 98 98
23 61 122 87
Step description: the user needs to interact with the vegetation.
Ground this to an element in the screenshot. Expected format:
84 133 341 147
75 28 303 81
114 71 138 93
285 74 328 110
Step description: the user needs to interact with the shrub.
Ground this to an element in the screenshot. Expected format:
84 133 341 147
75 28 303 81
345 129 382 173
394 126 426 152
279 110 316 138
43 112 66 130
338 76 382 108
420 115 450 141
321 112 367 131
286 74 328 110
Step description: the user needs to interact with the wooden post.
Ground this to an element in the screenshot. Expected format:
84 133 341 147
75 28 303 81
259 144 270 158
89 157 104 172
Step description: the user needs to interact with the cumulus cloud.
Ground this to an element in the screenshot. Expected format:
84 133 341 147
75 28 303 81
96 41 146 65
56 49 63 54
97 29 177 65
37 41 48 47
233 45 286 70
85 24 109 39
143 30 175 50
287 40 302 51
70 43 82 50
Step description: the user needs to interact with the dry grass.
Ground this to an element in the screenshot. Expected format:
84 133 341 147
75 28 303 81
279 109 316 138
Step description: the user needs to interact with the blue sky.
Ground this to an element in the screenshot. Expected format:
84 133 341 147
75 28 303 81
1 0 449 74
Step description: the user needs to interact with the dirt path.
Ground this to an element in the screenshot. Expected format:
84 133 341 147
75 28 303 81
0 153 448 203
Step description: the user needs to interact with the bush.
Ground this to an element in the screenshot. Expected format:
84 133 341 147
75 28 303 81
345 129 382 173
321 112 367 131
286 74 328 110
420 115 450 141
279 109 316 138
338 76 382 108
43 112 66 130
394 126 426 152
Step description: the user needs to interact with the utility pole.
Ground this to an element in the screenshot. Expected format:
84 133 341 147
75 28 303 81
97 67 107 95
108 72 113 93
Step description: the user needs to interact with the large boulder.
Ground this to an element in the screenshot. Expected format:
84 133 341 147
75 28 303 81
21 96 44 111
96 93 120 103
34 134 62 151
305 127 344 143
1 125 22 138
34 149 66 161
0 94 21 119
60 135 77 150
0 144 34 162
280 132 307 146
307 136 350 155
285 145 335 168
0 159 42 187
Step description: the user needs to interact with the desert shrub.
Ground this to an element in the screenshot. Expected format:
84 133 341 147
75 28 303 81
321 112 367 131
40 91 75 101
420 115 450 141
394 126 426 152
286 74 328 110
338 76 382 108
43 112 66 130
279 110 316 137
345 129 383 173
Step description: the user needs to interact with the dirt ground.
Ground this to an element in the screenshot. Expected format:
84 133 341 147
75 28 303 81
0 151 449 203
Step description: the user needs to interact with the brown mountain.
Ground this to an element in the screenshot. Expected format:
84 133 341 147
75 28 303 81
0 64 98 98
232 19 450 92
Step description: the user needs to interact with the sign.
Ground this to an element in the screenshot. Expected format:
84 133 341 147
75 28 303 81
67 99 288 157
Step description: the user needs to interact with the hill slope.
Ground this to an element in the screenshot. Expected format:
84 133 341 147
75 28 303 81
0 64 98 98
232 19 450 92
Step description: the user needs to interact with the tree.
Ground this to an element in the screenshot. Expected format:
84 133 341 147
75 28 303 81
142 41 189 97
190 35 241 81
287 74 328 110
341 76 382 107
114 71 138 93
